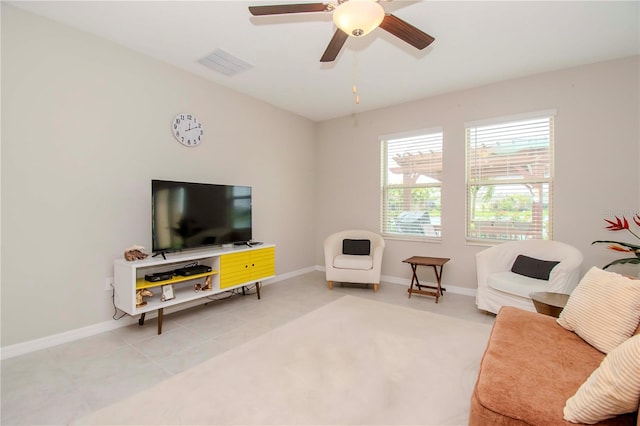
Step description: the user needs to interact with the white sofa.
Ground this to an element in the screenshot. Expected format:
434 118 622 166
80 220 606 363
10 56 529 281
324 230 385 292
475 240 583 314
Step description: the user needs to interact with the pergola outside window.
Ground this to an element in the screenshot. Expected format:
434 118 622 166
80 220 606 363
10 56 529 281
465 111 555 243
381 129 443 240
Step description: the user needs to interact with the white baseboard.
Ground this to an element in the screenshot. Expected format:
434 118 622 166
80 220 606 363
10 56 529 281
1 315 139 360
380 273 477 297
315 265 477 297
1 266 474 360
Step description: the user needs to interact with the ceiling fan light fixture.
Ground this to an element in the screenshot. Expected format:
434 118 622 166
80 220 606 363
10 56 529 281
332 0 385 37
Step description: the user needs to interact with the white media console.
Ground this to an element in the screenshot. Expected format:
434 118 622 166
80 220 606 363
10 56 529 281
113 244 275 334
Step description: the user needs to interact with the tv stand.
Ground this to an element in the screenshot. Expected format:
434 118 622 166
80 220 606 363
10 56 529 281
113 244 275 334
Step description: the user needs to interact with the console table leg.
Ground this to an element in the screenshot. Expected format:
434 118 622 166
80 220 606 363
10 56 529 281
256 282 261 300
157 308 163 335
138 313 145 326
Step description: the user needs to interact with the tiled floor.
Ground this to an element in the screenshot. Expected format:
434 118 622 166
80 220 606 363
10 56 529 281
1 271 494 425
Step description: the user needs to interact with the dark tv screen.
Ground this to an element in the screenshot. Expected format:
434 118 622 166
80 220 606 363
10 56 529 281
152 180 252 253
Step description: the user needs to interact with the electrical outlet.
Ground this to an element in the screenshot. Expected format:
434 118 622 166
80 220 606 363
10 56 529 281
105 277 114 291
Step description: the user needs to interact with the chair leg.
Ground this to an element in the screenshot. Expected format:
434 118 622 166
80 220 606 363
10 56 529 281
373 283 379 292
328 281 333 290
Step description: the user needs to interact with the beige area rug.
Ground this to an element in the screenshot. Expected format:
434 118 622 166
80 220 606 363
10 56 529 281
74 295 492 425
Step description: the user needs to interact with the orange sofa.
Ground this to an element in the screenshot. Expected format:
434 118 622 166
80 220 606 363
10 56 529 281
470 306 639 426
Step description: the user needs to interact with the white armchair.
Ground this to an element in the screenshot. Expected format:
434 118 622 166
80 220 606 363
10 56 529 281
324 230 385 292
475 240 583 314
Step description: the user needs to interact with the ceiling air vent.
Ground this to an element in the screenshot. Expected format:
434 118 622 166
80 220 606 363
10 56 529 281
198 49 253 76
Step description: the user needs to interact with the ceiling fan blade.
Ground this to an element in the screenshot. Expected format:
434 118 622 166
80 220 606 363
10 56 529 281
320 29 349 62
248 3 328 16
379 14 435 50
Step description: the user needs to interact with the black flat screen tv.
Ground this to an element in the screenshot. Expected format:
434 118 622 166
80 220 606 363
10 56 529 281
152 180 252 253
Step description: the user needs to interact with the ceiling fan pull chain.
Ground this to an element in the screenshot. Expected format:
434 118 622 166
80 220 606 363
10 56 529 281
353 42 360 104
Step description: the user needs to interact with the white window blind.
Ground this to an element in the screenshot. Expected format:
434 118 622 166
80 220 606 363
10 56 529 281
465 113 554 242
381 129 443 240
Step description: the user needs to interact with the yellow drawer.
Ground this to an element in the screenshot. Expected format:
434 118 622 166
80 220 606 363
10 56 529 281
220 252 250 289
219 247 275 289
250 247 275 280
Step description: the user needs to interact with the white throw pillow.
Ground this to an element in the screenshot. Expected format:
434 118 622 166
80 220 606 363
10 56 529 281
564 334 640 424
557 266 640 353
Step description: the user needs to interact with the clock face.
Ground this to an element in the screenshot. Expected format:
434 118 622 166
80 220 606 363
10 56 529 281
172 113 203 147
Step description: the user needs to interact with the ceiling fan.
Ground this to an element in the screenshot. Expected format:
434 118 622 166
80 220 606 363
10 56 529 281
248 0 435 63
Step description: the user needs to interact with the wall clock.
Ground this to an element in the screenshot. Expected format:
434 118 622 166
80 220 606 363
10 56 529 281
172 113 204 147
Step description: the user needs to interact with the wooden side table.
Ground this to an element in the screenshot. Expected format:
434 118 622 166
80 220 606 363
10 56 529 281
402 256 450 303
530 292 570 318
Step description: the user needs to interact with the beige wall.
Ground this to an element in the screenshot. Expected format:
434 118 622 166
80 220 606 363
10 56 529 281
315 55 640 289
1 5 316 346
2 4 639 348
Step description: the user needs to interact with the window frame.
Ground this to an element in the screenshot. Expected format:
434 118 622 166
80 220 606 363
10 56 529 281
465 110 555 244
380 128 444 242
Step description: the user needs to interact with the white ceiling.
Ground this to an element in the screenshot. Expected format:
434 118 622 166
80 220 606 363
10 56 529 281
9 0 640 122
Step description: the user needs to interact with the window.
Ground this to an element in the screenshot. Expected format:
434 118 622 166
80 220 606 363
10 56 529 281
465 111 555 242
381 129 443 240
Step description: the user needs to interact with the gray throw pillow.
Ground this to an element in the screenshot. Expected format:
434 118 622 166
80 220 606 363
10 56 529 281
342 239 371 255
511 254 559 280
